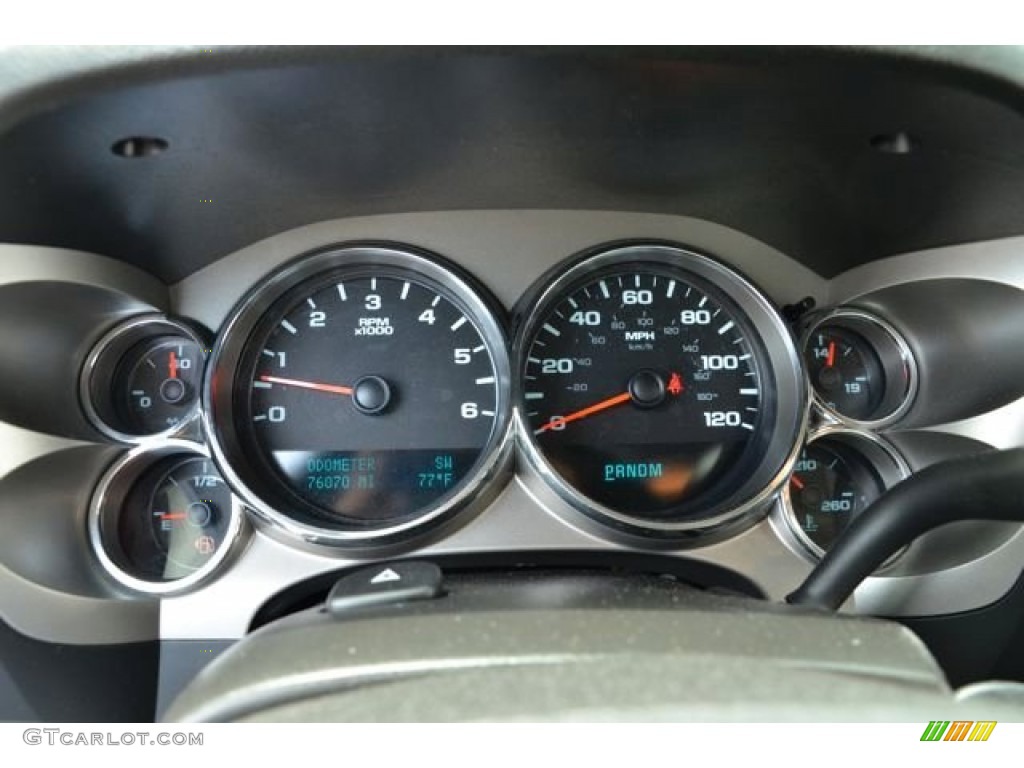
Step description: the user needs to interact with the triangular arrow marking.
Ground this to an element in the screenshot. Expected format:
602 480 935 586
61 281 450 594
370 568 402 584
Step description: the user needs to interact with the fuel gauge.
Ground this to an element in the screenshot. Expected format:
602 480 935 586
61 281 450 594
145 456 234 577
89 443 246 594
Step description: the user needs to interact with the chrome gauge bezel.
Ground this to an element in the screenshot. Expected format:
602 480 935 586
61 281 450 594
202 243 514 553
88 439 248 596
511 241 810 545
801 308 919 430
80 313 207 444
776 424 911 568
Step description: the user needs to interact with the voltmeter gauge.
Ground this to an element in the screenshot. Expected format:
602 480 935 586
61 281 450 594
802 309 917 428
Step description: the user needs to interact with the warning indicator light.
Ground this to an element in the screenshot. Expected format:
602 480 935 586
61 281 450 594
667 372 684 396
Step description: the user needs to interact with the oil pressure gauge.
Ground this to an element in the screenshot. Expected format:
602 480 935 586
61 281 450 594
81 315 207 442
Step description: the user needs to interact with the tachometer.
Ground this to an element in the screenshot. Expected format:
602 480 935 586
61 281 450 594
204 244 512 550
514 242 807 542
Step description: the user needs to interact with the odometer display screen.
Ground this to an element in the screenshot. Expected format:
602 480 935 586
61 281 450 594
273 449 481 519
521 263 775 521
235 271 502 526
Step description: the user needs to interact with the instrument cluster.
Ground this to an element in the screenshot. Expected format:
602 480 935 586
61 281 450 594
79 238 931 595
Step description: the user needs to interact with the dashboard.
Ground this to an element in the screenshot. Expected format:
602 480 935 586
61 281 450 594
3 46 1024 721
6 210 1024 630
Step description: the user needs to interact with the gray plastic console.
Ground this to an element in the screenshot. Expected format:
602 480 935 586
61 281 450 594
165 570 1024 722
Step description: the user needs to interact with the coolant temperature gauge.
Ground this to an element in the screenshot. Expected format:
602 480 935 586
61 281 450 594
787 441 884 554
782 430 910 564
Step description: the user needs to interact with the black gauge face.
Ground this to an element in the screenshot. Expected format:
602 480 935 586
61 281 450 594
84 317 207 442
237 271 501 525
114 337 204 434
118 456 233 581
521 266 772 519
804 327 884 420
788 441 885 554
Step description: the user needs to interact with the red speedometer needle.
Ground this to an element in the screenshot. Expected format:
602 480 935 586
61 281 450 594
790 475 805 491
535 391 632 435
169 350 179 379
826 341 836 368
259 375 353 396
158 513 187 520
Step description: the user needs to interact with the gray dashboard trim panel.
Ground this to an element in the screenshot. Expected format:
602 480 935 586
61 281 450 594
0 243 168 305
172 210 826 323
0 562 160 645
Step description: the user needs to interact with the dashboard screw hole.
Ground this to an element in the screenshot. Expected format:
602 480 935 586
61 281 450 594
111 136 168 158
869 132 919 155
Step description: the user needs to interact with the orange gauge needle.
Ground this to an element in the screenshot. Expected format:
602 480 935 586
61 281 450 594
158 513 187 520
259 375 353 396
790 475 805 491
535 391 632 435
169 350 179 379
826 341 836 368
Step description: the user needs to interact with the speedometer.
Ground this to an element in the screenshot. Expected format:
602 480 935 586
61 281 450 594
204 244 512 550
514 242 807 542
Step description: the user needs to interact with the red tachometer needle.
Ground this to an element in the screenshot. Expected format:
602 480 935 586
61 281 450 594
159 513 187 520
259 375 353 396
826 341 836 368
535 391 632 435
790 475 805 491
169 350 179 379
